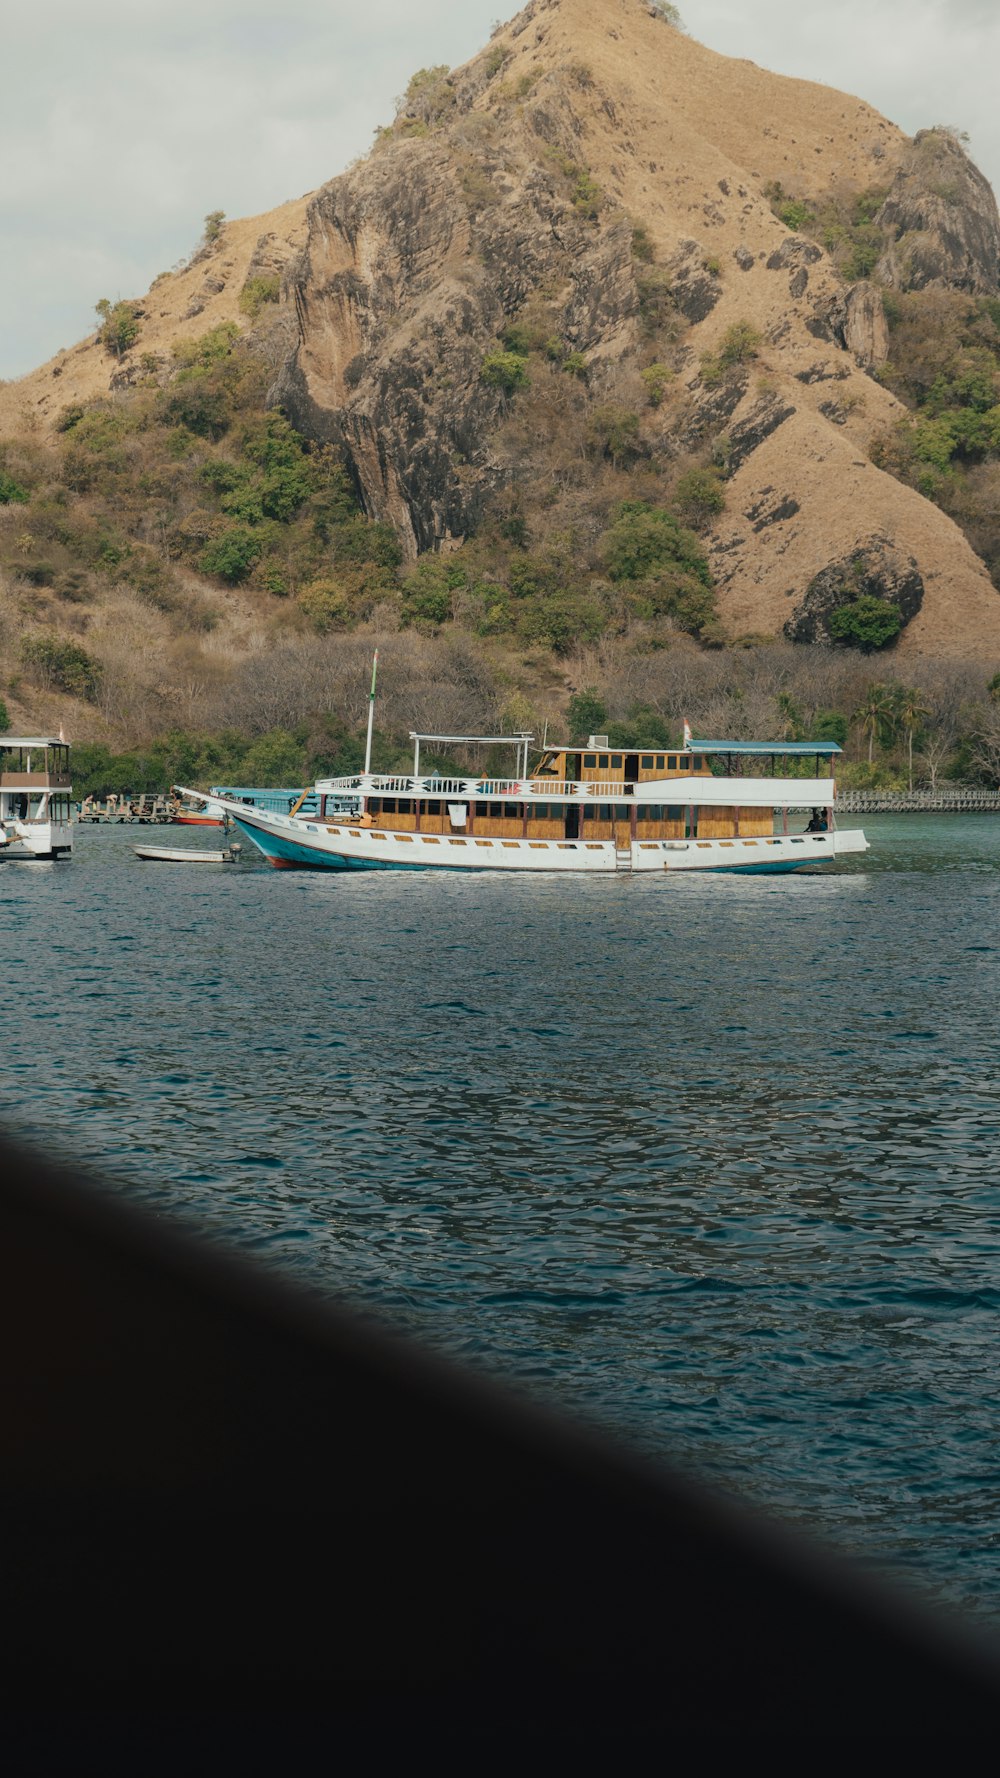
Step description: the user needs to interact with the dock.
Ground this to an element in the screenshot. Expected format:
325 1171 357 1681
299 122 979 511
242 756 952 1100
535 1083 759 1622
835 788 1000 814
78 794 181 824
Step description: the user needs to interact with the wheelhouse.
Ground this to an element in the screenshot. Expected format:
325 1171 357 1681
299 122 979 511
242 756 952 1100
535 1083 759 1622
0 737 72 824
0 736 74 858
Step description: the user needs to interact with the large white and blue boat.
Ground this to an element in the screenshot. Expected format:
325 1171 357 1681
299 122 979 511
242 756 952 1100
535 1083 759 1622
187 730 868 875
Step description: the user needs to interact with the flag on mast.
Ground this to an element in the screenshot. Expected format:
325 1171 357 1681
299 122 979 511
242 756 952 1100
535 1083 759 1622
363 649 379 776
682 718 692 749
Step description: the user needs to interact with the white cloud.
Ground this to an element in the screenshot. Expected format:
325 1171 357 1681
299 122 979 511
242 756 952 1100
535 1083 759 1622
2 1 999 379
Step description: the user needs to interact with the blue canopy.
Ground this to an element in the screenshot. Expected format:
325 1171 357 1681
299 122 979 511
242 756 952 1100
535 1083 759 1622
690 740 842 757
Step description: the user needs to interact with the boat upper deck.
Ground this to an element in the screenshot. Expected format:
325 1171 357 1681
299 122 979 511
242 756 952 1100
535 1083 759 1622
314 773 836 808
0 737 71 790
316 737 840 811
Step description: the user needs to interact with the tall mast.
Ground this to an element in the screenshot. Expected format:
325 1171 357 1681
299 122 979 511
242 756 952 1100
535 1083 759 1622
363 650 378 776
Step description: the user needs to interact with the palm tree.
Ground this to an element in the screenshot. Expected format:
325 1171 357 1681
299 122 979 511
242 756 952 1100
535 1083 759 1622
852 682 893 767
892 684 930 792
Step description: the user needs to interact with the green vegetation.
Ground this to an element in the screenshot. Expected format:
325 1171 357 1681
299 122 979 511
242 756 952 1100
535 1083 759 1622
763 181 887 281
202 211 226 246
599 500 717 636
95 299 142 358
21 635 101 700
0 697 10 733
674 468 726 527
700 321 762 387
639 363 672 407
543 148 603 220
481 349 531 396
239 275 281 320
566 688 607 740
868 290 1000 579
0 471 28 504
396 65 455 132
827 595 903 652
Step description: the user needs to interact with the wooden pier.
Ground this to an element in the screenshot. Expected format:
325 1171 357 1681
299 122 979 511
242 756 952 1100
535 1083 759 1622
78 794 179 824
835 787 1000 814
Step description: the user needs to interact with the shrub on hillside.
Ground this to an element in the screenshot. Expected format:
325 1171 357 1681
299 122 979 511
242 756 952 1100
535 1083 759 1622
828 596 903 651
297 579 349 633
199 527 262 583
0 471 28 504
518 590 606 654
639 363 673 407
239 275 281 320
481 350 531 397
401 556 465 625
566 688 607 741
674 468 726 527
700 321 762 387
95 299 142 358
586 405 642 468
599 500 711 584
20 634 100 700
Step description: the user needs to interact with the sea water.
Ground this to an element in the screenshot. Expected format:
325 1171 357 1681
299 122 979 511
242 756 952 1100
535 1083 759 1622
3 816 1000 1618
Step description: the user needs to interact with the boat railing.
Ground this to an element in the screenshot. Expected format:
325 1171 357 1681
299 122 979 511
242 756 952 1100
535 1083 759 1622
318 773 646 800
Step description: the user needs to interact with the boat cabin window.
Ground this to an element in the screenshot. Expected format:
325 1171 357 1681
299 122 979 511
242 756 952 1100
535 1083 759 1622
610 755 622 770
641 756 654 770
583 754 597 768
656 755 665 770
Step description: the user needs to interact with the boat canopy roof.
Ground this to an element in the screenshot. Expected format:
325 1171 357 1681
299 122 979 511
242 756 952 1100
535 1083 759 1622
543 739 841 757
408 732 533 745
1 736 68 749
689 740 842 757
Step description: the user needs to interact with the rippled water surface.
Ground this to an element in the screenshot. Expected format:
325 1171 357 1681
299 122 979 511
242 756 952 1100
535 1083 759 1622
4 817 1000 1616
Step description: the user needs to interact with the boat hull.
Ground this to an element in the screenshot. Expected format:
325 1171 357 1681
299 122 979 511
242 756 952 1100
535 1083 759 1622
134 845 233 863
222 802 868 875
0 820 73 859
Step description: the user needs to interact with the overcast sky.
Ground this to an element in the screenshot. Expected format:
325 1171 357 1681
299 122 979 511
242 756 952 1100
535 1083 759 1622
3 0 999 380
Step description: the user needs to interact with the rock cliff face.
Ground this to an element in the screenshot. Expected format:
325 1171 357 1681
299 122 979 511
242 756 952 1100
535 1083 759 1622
6 0 1000 657
875 129 1000 294
268 0 1000 653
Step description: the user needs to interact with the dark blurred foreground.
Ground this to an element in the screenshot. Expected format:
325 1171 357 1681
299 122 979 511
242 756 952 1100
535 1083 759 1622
2 1130 998 1765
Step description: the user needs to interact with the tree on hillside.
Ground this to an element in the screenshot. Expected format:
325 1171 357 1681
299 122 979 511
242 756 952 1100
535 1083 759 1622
853 682 895 766
889 683 930 791
566 688 607 741
95 298 141 358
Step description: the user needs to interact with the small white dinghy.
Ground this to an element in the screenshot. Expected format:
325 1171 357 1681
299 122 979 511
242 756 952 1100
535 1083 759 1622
134 844 241 864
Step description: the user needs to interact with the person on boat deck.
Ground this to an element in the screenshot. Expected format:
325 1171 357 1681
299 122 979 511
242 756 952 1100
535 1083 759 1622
805 808 828 832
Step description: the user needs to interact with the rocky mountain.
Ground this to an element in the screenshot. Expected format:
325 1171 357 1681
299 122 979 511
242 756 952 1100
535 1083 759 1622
5 0 1000 759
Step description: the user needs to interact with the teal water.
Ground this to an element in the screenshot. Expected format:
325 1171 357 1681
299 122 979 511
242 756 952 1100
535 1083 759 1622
3 817 1000 1616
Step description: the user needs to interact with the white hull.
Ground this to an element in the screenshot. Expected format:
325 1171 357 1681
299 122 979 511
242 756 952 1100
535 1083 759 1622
0 820 73 859
205 796 868 874
134 845 234 863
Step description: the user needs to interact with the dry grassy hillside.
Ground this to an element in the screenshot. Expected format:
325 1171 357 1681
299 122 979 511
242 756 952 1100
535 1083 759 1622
0 197 310 439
